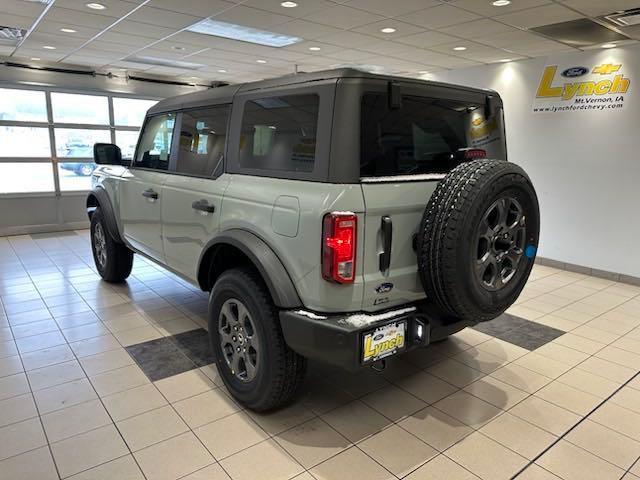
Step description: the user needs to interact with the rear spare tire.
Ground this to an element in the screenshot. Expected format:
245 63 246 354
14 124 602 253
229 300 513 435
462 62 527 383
417 159 539 323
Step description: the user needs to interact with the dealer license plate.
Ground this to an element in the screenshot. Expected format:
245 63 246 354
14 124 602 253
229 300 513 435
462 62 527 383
362 321 406 364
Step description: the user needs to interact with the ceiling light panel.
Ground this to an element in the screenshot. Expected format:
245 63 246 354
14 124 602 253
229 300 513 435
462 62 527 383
186 18 302 47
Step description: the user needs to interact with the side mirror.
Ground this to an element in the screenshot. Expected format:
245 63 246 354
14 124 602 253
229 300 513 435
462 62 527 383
93 143 124 165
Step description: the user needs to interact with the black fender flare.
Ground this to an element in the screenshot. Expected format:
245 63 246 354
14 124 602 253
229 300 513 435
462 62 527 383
86 188 123 243
198 229 302 309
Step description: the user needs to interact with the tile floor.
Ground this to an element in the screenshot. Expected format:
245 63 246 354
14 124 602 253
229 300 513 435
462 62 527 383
1 230 640 480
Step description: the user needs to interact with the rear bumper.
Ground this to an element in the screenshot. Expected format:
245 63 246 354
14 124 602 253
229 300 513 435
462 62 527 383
279 302 476 372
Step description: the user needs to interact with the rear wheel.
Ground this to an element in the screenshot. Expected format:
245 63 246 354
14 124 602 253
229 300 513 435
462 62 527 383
209 268 306 411
90 208 133 282
418 159 539 323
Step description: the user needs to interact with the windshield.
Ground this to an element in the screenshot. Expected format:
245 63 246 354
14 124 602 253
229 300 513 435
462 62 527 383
360 93 506 178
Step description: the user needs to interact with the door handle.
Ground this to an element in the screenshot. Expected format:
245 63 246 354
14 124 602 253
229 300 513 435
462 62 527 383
192 199 215 213
142 189 158 200
379 215 392 272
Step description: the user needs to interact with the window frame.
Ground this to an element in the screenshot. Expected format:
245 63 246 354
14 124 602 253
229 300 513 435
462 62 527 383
226 83 335 182
0 83 158 197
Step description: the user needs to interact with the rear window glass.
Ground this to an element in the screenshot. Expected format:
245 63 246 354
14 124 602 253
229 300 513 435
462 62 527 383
238 94 318 173
360 93 506 178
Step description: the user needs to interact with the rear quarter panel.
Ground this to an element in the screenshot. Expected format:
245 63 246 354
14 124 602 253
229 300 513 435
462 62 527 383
220 174 366 312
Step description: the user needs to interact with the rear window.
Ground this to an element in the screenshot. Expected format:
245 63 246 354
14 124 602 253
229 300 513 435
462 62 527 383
238 94 318 173
360 93 506 178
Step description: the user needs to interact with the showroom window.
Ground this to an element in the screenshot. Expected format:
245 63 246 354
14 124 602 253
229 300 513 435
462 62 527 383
0 86 157 195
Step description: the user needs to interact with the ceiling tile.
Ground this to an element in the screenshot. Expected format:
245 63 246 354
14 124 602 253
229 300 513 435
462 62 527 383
271 19 342 39
304 5 385 29
62 55 110 67
12 47 66 62
506 40 577 55
34 20 101 41
47 7 119 29
66 46 124 59
242 0 335 18
351 19 426 39
214 5 294 28
99 30 163 48
1 0 46 18
53 0 143 18
356 40 415 55
558 0 640 17
475 30 547 48
20 31 86 49
324 48 375 61
1 13 37 30
395 30 462 48
282 40 345 55
398 4 481 29
147 0 234 18
438 19 520 40
125 6 201 29
317 30 381 48
110 20 178 39
344 0 439 17
451 0 552 17
496 4 583 29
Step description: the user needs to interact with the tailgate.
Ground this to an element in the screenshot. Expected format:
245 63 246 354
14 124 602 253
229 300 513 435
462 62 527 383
360 180 438 311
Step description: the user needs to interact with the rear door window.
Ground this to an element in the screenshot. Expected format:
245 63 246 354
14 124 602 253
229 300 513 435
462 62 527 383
238 94 319 173
135 113 176 171
360 93 506 178
175 105 230 177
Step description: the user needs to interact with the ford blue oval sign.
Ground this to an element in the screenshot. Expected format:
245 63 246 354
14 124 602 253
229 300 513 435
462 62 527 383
561 66 588 78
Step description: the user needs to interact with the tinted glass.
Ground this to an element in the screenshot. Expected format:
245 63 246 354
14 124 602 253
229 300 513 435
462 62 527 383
176 106 229 177
54 129 111 158
51 93 109 125
360 93 506 177
135 114 175 170
0 126 51 157
239 94 318 173
113 98 157 126
0 88 47 122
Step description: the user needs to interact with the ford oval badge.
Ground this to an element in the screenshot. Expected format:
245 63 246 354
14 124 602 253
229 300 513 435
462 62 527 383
561 66 588 78
375 282 394 294
373 333 384 341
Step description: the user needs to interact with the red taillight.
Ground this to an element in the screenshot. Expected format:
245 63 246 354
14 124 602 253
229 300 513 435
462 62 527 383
322 212 357 284
463 148 487 160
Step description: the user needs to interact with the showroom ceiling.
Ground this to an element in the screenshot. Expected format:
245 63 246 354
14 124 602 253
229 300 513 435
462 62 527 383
1 0 639 83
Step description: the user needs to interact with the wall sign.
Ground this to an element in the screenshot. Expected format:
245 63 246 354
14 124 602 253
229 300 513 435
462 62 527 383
533 62 631 113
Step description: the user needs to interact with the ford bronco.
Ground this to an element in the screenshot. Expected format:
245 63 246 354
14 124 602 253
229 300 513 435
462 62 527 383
87 69 539 411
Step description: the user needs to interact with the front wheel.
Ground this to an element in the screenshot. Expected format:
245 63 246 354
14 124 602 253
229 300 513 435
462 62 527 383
90 208 133 282
209 268 306 411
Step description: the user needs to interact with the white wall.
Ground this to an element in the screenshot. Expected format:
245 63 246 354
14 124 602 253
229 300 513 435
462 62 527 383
432 45 640 278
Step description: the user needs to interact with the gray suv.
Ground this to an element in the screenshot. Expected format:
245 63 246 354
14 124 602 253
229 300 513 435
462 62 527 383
88 69 539 411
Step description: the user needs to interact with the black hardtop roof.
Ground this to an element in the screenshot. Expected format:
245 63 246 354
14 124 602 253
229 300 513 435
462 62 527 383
147 68 497 115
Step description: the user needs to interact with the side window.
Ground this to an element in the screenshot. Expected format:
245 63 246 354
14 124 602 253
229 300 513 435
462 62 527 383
238 94 318 173
135 113 176 170
175 105 230 177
